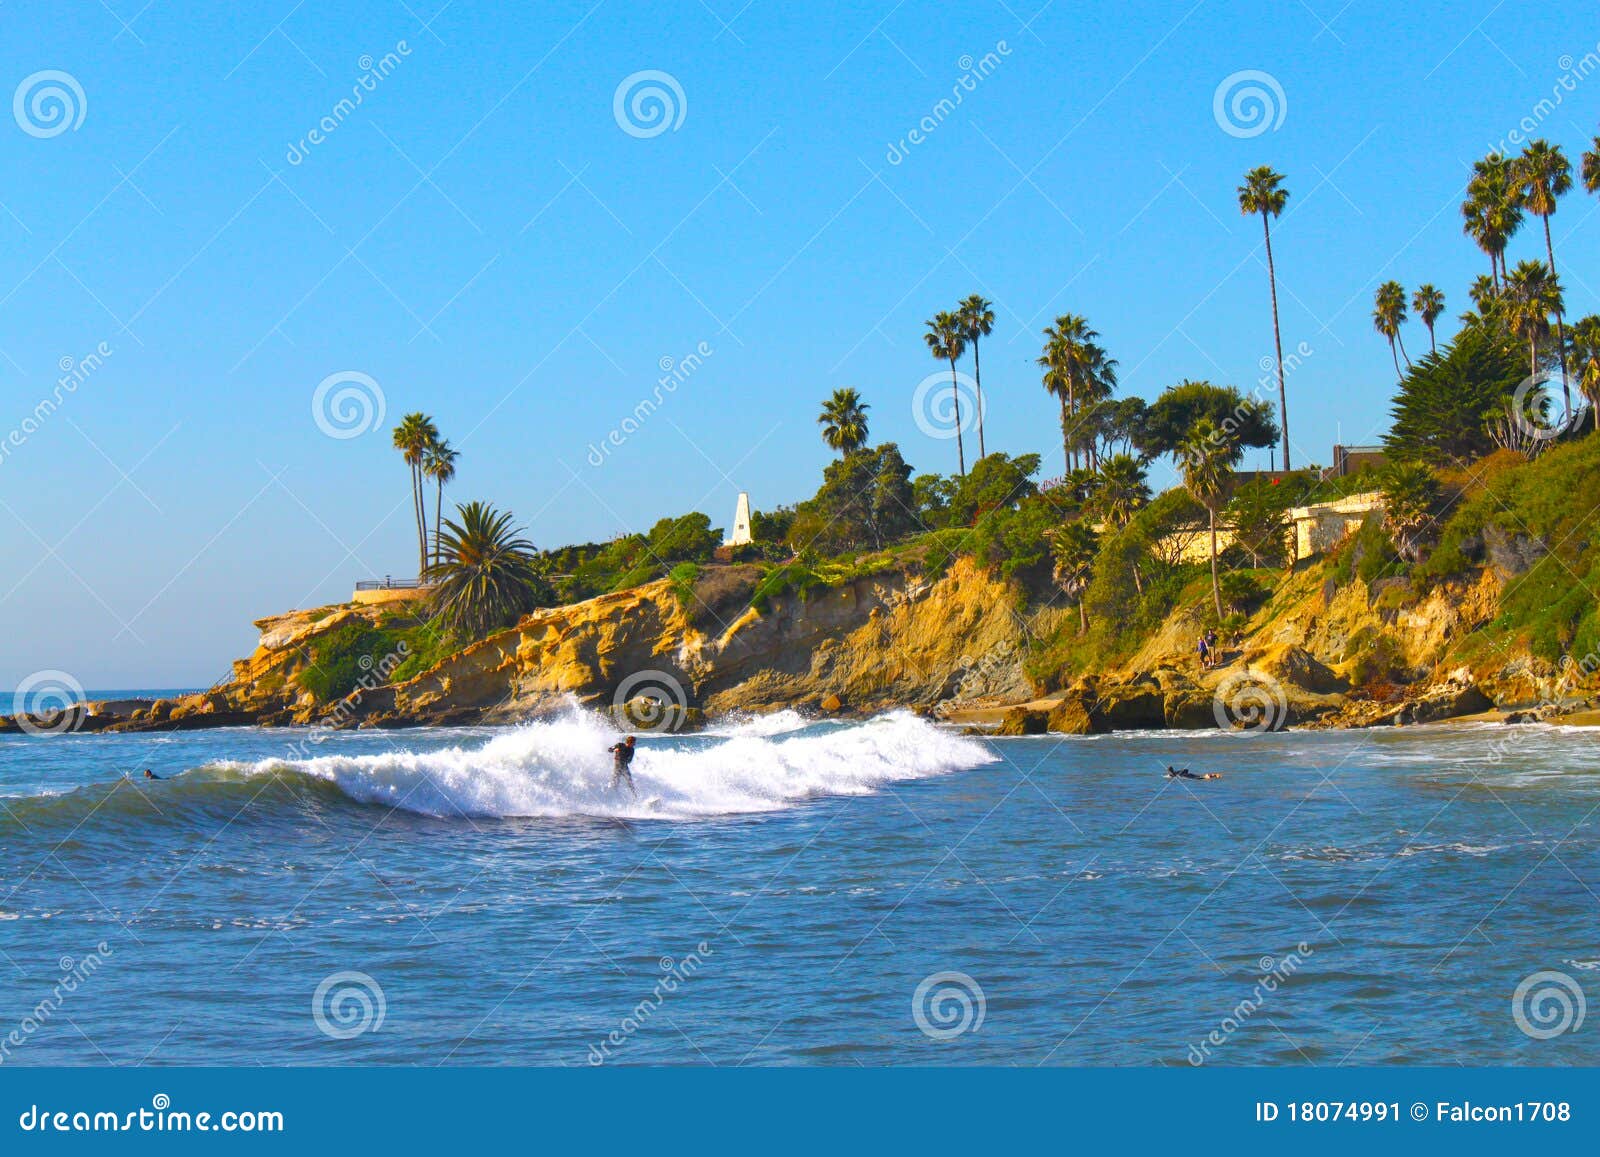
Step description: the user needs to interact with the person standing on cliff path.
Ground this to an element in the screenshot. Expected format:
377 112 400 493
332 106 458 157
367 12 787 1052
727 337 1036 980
608 736 637 797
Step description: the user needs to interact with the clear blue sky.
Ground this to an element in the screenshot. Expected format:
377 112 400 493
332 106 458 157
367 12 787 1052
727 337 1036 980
2 1 1597 686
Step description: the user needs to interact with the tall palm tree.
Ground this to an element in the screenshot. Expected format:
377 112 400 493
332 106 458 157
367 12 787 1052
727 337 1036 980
392 412 439 578
1178 418 1237 622
1238 166 1291 471
1050 521 1099 635
1517 140 1574 413
924 311 968 475
817 387 871 454
423 439 459 567
1372 281 1410 377
1463 154 1525 287
957 294 995 461
1412 284 1445 354
1038 315 1117 474
1583 135 1600 194
425 501 546 637
1568 314 1600 433
1503 259 1563 384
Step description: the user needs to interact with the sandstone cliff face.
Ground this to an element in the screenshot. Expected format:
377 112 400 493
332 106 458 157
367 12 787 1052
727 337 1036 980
74 541 1582 739
389 557 1063 722
191 558 1065 728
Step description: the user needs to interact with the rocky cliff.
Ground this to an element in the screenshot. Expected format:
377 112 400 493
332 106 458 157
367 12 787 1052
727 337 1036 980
9 521 1594 739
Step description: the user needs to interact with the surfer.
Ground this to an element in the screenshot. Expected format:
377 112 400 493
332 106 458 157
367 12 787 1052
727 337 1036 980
143 769 161 780
1166 765 1220 781
608 736 638 797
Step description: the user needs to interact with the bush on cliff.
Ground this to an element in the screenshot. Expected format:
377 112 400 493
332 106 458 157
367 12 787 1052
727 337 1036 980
1417 436 1600 663
299 622 407 703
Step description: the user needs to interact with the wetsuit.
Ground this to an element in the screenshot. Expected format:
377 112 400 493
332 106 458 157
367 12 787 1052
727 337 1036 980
608 743 637 796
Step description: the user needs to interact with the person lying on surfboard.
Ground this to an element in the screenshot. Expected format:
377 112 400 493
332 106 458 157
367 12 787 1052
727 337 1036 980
1166 765 1220 781
608 736 638 797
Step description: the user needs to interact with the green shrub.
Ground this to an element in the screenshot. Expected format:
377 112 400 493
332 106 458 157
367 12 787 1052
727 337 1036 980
299 622 407 703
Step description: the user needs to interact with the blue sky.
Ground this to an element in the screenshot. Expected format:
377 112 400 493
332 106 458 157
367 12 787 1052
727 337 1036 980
2 1 1598 685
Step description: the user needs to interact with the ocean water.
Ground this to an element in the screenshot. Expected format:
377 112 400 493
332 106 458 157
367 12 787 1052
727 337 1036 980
1 709 1598 1067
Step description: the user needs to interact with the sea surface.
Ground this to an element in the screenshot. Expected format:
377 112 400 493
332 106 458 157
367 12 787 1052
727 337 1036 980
1 708 1597 1066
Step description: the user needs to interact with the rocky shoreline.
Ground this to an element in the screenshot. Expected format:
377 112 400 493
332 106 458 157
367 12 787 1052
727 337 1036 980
5 550 1595 741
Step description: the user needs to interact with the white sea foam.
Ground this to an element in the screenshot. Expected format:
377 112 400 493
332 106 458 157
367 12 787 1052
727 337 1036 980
234 709 995 821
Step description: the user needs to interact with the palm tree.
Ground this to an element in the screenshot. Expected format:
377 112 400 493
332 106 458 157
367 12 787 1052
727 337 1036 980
957 294 995 461
423 439 459 567
1517 141 1574 413
1238 166 1291 471
1372 281 1410 377
817 388 871 454
1504 259 1562 384
924 311 968 475
1412 284 1445 354
1086 454 1149 530
1463 154 1524 287
1380 462 1440 564
1038 315 1117 474
1583 135 1600 194
1466 274 1500 321
1178 418 1237 621
1567 314 1600 433
1050 521 1099 635
425 501 547 637
392 412 439 578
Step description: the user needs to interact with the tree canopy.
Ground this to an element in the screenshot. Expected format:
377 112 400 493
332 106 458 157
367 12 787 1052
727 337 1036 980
1134 380 1279 459
1384 325 1527 464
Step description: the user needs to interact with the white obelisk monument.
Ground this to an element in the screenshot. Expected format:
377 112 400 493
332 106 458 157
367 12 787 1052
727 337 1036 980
726 492 753 546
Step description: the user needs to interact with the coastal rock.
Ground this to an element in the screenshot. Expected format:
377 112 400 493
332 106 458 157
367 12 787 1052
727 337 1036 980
997 706 1048 736
1046 695 1095 735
